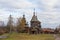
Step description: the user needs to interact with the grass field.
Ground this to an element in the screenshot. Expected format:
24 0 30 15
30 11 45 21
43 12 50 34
0 33 55 40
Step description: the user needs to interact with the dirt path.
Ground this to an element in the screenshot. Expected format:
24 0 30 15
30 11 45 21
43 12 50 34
54 34 60 40
0 35 8 39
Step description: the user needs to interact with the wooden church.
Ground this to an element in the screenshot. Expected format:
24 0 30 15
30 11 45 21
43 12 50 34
29 9 41 34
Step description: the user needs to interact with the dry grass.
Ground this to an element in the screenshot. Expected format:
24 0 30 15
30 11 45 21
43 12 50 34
0 33 55 40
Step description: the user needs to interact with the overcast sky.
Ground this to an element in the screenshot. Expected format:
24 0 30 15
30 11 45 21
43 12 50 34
0 0 60 29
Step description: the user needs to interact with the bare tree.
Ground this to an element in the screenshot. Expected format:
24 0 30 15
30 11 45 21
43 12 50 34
7 15 13 33
16 18 22 32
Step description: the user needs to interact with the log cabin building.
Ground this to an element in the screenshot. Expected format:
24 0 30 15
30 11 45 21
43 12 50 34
42 28 54 34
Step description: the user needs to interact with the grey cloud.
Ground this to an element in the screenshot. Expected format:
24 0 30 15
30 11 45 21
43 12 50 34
0 0 60 28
